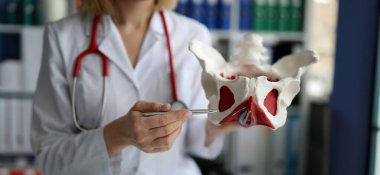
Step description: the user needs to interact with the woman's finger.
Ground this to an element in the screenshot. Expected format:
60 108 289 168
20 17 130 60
132 101 169 112
150 126 182 149
143 110 191 128
148 120 183 139
142 147 170 153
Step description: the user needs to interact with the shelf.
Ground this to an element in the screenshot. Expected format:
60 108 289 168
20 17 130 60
0 24 43 34
0 168 40 174
0 91 34 99
0 153 34 156
210 30 305 43
1 25 304 43
0 154 35 167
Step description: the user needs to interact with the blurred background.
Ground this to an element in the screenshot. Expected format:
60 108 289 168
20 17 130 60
0 0 378 174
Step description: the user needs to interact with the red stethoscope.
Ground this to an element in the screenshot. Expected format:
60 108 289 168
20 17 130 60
71 11 187 131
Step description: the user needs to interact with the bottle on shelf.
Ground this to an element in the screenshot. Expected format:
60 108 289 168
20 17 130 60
239 0 253 30
290 0 303 31
218 0 232 30
41 0 69 24
22 0 40 25
253 0 268 31
278 0 291 31
205 0 218 29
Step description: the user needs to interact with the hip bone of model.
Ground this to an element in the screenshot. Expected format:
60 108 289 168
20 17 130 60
189 34 319 129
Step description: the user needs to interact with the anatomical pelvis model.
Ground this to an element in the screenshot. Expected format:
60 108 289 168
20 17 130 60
189 34 319 129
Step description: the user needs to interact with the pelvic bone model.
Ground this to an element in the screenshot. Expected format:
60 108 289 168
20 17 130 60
189 34 319 129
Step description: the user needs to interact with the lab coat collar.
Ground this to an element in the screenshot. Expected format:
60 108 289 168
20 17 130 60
81 10 173 91
83 10 173 37
149 10 173 35
137 10 174 69
83 12 109 37
82 12 140 90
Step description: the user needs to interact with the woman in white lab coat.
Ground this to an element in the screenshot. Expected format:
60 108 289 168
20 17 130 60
31 0 238 174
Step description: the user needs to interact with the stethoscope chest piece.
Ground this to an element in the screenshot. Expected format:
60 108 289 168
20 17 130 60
170 101 188 111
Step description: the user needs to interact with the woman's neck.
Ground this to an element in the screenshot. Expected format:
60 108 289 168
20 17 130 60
112 0 155 29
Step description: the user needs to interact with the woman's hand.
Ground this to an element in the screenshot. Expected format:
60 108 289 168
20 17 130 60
205 120 240 146
103 101 191 157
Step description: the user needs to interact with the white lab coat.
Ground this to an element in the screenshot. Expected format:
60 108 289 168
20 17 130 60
31 10 224 175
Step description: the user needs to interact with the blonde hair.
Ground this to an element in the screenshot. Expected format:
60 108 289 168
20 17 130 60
81 0 178 17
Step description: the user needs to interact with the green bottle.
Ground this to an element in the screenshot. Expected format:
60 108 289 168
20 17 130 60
6 0 19 24
23 0 34 25
267 0 279 31
290 0 302 31
253 0 268 31
278 0 291 31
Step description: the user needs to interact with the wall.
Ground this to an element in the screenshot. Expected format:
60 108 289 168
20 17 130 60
329 0 380 174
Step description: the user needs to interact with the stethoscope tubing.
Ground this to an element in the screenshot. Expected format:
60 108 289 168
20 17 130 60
71 11 178 131
159 12 178 101
72 77 107 131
